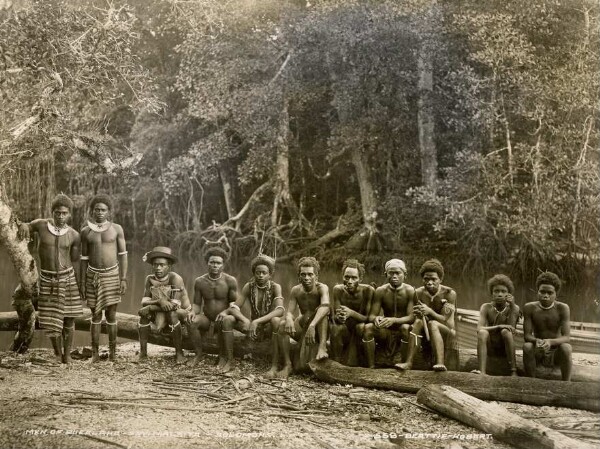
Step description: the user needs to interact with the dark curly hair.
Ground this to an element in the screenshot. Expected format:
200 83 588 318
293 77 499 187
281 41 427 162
419 258 444 280
342 259 365 280
251 254 275 274
536 271 561 293
203 246 229 263
487 274 514 295
297 256 320 276
51 194 73 212
89 193 113 212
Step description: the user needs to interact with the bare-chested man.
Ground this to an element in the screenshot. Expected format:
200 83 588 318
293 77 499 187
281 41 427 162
330 259 374 366
396 259 456 372
218 254 285 376
359 259 414 368
473 274 520 376
188 247 238 372
277 256 330 378
138 247 191 363
523 271 572 381
80 194 128 362
18 194 82 364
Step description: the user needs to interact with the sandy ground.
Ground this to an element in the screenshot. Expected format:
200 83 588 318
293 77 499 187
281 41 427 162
0 342 598 449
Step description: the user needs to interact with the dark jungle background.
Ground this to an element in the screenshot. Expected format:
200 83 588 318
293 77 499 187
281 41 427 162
1 0 598 331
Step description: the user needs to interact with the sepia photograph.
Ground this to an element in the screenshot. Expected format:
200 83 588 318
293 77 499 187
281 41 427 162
0 0 598 448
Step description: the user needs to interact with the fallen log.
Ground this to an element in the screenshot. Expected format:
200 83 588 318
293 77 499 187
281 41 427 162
416 384 596 449
309 358 600 412
0 311 598 382
0 310 269 357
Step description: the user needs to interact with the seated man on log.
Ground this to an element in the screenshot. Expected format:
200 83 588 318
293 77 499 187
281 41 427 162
277 256 330 378
523 271 572 381
188 246 239 372
330 259 374 366
138 247 191 363
473 274 520 376
18 194 83 364
80 194 128 362
216 254 285 377
358 259 414 368
396 259 457 372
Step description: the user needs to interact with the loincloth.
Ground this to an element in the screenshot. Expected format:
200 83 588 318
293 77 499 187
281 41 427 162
86 264 121 312
535 345 558 368
38 267 82 336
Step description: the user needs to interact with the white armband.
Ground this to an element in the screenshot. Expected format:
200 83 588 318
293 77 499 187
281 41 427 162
229 303 240 311
273 305 285 312
80 256 89 261
118 251 128 256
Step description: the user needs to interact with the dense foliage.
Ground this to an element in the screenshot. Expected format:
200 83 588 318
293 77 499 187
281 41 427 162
1 0 598 286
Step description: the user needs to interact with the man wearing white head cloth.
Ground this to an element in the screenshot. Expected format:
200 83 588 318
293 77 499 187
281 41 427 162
357 258 415 368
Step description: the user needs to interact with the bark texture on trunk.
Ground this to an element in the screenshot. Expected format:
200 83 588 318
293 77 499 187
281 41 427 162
417 385 595 449
417 40 437 190
309 359 600 412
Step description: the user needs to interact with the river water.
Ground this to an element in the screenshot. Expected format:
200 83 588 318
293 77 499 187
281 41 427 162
1 246 598 349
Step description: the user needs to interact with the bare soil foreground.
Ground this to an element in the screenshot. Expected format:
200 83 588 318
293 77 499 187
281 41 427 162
0 343 598 449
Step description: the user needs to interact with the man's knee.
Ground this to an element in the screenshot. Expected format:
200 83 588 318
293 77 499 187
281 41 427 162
221 315 236 330
362 323 374 338
523 342 535 355
477 329 490 341
175 309 187 322
192 314 210 331
557 343 572 358
428 320 440 332
138 306 152 319
500 328 513 340
270 316 281 329
400 323 410 338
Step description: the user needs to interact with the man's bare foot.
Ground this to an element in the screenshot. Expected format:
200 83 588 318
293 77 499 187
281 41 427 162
264 366 278 378
217 356 227 369
175 352 186 364
220 359 234 373
470 369 482 374
276 364 293 379
433 364 447 372
139 353 148 362
395 362 412 371
510 369 518 377
189 356 203 368
315 348 328 360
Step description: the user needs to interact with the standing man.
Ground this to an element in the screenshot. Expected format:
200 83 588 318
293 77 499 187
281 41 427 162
217 254 285 376
80 194 128 362
359 259 414 368
277 256 330 379
396 259 457 372
138 246 191 363
473 274 520 376
18 194 82 364
330 259 374 366
523 271 572 381
188 246 238 372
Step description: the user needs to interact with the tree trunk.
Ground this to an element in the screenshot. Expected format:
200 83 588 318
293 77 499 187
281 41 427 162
417 39 437 190
0 182 38 352
218 165 236 220
345 146 384 252
309 359 600 412
417 385 595 449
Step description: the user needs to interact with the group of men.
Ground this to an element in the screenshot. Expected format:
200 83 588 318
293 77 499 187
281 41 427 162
17 193 573 381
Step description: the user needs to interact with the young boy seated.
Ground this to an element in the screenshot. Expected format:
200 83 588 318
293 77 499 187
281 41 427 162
523 271 572 381
138 247 191 363
473 274 520 375
217 254 285 376
396 259 457 372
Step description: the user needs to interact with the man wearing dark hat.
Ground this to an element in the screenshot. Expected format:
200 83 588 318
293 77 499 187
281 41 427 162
217 254 285 376
396 258 457 372
18 193 82 364
359 259 415 368
188 246 239 371
138 246 191 363
80 193 128 362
